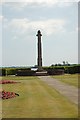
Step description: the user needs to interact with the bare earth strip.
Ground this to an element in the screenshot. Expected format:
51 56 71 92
38 76 78 105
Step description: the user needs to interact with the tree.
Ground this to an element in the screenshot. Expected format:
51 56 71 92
51 64 54 67
63 61 65 65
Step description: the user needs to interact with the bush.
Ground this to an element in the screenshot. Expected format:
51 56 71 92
65 65 80 74
47 68 64 75
1 68 31 76
7 68 16 75
0 69 2 76
16 70 35 76
2 69 6 76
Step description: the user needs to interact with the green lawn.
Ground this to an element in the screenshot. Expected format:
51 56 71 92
52 74 79 87
0 76 78 118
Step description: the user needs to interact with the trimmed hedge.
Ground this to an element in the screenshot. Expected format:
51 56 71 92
2 69 6 76
0 69 2 76
0 68 7 76
43 65 80 74
0 65 80 76
0 68 31 76
16 70 36 76
47 68 64 75
7 69 16 75
65 66 80 74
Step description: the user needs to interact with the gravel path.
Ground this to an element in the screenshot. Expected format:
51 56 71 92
38 76 78 105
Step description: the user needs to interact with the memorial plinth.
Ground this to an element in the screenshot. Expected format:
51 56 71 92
35 71 48 76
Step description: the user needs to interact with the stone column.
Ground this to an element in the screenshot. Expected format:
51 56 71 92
36 30 42 71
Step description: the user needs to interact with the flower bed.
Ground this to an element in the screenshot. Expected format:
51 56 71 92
0 80 20 84
0 90 19 99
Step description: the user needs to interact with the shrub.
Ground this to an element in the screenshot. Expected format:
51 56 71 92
7 68 16 75
65 65 80 74
2 69 6 76
47 68 64 75
16 70 35 76
0 69 2 76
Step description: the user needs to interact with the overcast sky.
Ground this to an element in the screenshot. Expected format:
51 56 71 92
0 0 78 67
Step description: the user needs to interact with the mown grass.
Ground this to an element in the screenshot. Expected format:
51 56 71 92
52 74 79 87
0 76 78 118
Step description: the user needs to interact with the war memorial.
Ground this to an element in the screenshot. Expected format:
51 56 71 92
35 30 48 75
15 30 64 76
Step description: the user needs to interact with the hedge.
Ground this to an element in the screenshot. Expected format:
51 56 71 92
47 69 64 75
0 69 2 76
0 69 6 76
0 65 80 76
65 66 80 74
16 70 36 76
0 68 31 76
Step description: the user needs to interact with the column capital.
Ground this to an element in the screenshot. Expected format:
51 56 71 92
36 30 42 36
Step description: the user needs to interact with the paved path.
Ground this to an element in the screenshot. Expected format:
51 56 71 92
38 76 78 105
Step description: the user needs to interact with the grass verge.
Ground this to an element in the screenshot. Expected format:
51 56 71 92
52 74 79 87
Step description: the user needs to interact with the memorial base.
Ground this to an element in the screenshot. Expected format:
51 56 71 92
35 71 48 76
